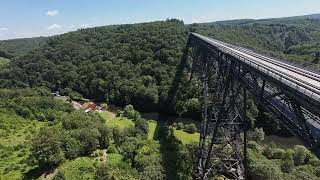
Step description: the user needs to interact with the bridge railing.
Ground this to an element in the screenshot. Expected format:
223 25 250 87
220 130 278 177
192 33 320 103
246 49 320 75
234 52 320 103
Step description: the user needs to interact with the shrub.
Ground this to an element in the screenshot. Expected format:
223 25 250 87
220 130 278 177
252 128 265 142
36 113 46 121
315 166 320 177
68 91 83 100
116 110 123 117
29 126 66 168
305 150 314 164
281 159 294 173
123 105 136 119
95 164 112 180
107 144 118 154
249 160 283 180
101 104 108 110
223 144 233 158
272 148 285 159
16 107 32 118
53 170 65 180
184 124 197 134
123 104 141 121
293 145 308 165
135 118 149 135
176 122 184 130
291 166 319 180
263 146 274 159
247 141 260 152
308 158 320 167
172 122 177 127
62 138 82 160
184 98 200 113
281 149 295 162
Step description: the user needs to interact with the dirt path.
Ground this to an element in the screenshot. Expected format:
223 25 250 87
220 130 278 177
101 149 108 163
40 168 58 180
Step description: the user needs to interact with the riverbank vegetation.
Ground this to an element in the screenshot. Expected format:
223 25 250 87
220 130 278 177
0 89 319 179
247 129 320 179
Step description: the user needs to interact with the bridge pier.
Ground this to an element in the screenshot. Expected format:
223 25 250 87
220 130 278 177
189 45 247 179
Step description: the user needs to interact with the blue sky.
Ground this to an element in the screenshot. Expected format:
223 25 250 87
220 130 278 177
0 0 319 40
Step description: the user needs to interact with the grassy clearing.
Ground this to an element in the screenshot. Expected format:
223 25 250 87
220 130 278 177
58 157 95 180
173 128 200 145
107 153 123 167
101 110 199 145
148 120 158 140
106 117 135 129
100 111 114 120
0 57 10 63
0 110 45 179
0 57 10 68
101 110 135 129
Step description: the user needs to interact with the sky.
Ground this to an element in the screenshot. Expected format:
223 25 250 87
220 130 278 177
0 0 320 40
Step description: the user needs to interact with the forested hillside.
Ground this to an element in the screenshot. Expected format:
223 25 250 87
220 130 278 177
1 16 320 115
0 20 190 113
0 37 48 59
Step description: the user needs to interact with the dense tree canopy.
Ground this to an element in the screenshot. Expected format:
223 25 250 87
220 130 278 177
0 21 189 113
1 15 319 115
0 37 48 59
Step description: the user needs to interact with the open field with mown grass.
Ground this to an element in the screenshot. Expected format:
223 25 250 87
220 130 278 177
100 110 199 144
173 128 200 145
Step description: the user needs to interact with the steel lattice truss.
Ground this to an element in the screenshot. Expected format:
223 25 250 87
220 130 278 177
179 33 320 180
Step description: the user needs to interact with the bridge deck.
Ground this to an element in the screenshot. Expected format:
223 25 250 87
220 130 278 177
192 33 320 104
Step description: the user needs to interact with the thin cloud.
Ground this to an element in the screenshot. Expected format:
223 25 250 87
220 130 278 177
80 24 90 28
0 27 8 31
47 24 62 30
46 10 59 17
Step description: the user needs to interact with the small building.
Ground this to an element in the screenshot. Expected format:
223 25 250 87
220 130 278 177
82 102 97 111
85 108 92 113
52 91 69 102
52 91 61 97
71 101 82 110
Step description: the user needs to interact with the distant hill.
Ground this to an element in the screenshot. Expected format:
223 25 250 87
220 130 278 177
189 14 320 63
203 14 320 25
0 37 48 59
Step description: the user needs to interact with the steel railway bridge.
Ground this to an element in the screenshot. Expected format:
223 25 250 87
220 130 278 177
179 33 320 179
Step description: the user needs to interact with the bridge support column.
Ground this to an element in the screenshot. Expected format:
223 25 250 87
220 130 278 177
192 51 246 180
183 33 320 180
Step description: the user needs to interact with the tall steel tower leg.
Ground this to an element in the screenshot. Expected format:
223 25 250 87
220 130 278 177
194 54 246 179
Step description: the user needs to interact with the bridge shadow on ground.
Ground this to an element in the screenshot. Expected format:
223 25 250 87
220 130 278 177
153 114 181 180
23 165 55 180
165 45 190 114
